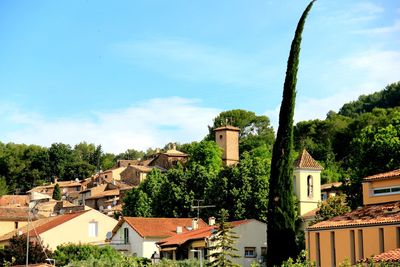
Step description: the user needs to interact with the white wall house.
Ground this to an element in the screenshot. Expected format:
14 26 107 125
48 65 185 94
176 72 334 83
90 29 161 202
108 217 207 259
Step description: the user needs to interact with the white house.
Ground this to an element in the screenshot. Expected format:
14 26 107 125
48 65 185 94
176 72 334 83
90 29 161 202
108 217 207 259
158 219 267 267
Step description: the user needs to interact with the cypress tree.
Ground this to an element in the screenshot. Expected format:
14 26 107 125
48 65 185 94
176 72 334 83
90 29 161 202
267 1 316 266
52 183 62 201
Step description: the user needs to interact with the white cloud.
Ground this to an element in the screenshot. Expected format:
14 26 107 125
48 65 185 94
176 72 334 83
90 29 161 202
113 38 275 88
1 97 220 154
266 49 400 128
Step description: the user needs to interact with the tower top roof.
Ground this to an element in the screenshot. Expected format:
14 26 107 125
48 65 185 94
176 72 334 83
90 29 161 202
214 125 240 132
294 149 323 170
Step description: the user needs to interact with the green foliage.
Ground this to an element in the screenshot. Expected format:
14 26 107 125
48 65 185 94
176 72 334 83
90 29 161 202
208 209 240 267
65 253 150 267
0 177 8 196
339 82 400 117
0 234 52 266
281 250 315 267
267 1 315 266
116 148 145 161
52 183 62 200
207 109 275 155
53 243 127 266
312 194 351 224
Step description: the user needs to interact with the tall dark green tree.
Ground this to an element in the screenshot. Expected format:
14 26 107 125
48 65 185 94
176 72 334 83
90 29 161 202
267 1 316 266
52 183 62 200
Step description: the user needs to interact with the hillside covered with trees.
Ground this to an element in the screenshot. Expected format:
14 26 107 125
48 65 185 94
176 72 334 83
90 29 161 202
0 82 399 210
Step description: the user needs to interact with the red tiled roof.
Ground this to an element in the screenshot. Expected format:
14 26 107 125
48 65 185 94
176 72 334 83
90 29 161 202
307 201 400 230
294 149 323 170
157 219 253 247
118 217 208 238
364 169 400 182
85 189 120 200
302 208 319 219
214 125 240 132
0 207 29 221
320 182 342 190
372 248 400 262
0 195 29 207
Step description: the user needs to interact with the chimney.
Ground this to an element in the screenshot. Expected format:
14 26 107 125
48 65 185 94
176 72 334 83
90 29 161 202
176 226 183 234
54 177 58 184
192 218 199 230
208 217 216 226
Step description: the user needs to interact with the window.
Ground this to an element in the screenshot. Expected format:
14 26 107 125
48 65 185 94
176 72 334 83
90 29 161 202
350 230 355 264
379 228 384 253
14 222 19 229
124 227 129 244
373 186 400 196
330 231 336 267
293 175 296 193
316 233 321 267
307 175 313 198
244 247 256 258
219 135 223 140
358 230 364 260
88 222 98 237
261 247 267 257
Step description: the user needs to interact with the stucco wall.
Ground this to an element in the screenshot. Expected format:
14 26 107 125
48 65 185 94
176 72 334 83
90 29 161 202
293 169 321 216
0 221 28 236
363 178 400 205
39 209 117 251
306 224 400 266
215 129 239 166
232 220 267 267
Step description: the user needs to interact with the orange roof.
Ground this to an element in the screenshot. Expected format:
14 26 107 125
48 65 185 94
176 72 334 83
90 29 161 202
0 207 29 221
321 182 342 190
294 149 323 170
85 189 120 200
158 219 253 247
302 207 319 218
0 195 29 207
307 201 400 230
371 248 400 262
115 217 208 238
28 210 88 236
214 125 240 132
364 169 400 182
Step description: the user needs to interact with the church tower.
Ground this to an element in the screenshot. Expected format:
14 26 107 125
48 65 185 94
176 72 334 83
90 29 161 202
214 125 240 166
293 149 323 216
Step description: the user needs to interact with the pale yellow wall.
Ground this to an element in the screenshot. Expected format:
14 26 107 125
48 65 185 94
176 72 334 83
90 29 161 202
307 224 400 266
363 178 400 205
294 169 321 216
39 209 117 251
0 221 28 236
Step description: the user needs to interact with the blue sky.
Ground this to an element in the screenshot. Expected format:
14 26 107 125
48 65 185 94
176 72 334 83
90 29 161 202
0 0 399 153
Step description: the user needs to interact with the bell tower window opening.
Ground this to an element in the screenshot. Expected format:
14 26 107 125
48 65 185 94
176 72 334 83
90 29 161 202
307 175 313 198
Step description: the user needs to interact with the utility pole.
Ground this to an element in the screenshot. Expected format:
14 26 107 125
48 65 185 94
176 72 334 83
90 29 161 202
191 199 215 219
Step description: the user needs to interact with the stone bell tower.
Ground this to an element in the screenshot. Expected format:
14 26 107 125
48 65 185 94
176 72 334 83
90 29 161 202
214 125 240 166
293 149 323 216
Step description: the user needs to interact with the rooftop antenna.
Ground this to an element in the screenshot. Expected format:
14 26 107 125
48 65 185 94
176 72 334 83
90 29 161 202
191 199 215 220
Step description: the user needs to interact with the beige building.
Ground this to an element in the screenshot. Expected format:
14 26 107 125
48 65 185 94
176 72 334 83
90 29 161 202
0 208 117 250
214 125 240 166
158 219 267 267
108 217 207 259
148 145 188 169
120 165 157 186
306 169 400 266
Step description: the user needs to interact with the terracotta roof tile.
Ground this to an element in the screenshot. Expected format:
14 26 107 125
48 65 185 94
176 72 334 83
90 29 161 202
0 207 29 221
122 217 208 238
371 248 400 262
307 201 400 230
214 125 240 132
320 182 342 190
0 195 29 207
364 169 400 182
294 149 323 170
157 219 253 247
85 189 120 200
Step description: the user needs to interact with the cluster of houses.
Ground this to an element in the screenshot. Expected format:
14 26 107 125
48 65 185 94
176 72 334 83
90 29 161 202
0 125 399 266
